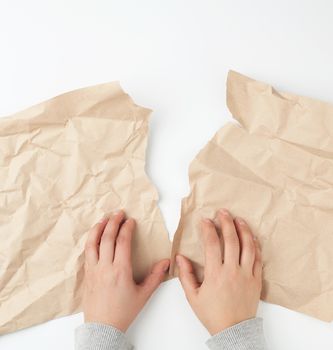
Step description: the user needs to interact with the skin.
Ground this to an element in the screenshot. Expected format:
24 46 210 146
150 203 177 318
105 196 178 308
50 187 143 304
82 207 262 336
177 208 263 335
83 209 170 332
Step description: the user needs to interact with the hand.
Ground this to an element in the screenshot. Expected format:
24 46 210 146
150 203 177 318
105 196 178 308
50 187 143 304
176 208 263 335
83 210 170 332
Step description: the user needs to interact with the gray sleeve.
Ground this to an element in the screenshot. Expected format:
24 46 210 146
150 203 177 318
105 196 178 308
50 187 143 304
75 322 134 350
205 317 267 350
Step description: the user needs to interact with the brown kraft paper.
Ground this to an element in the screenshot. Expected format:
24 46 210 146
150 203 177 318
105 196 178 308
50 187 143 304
1 70 333 334
0 83 171 334
170 70 333 322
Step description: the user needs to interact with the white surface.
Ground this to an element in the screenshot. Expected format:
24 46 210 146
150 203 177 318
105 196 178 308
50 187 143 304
0 0 333 349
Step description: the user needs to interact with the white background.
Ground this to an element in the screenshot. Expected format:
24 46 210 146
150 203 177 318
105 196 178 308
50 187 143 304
0 0 333 349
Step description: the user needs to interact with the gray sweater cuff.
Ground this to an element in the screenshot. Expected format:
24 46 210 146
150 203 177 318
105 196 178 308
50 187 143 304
206 317 267 350
75 322 134 350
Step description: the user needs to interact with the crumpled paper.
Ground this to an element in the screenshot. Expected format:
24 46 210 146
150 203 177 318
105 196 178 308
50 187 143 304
0 82 171 334
170 70 333 322
1 71 333 335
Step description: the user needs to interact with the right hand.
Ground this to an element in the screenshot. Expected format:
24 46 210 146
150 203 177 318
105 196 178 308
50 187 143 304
176 208 263 335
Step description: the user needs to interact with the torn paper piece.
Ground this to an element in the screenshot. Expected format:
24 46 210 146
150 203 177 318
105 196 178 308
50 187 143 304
170 71 333 322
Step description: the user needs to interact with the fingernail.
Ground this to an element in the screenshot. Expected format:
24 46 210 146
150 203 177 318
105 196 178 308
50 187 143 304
253 235 257 240
99 215 108 223
113 209 123 216
219 208 229 216
176 255 182 267
202 218 212 224
236 216 245 225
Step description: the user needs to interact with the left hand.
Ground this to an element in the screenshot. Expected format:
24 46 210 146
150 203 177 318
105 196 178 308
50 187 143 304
83 209 170 332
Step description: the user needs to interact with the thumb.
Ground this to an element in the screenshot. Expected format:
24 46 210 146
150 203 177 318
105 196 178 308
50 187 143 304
140 259 170 299
176 254 199 298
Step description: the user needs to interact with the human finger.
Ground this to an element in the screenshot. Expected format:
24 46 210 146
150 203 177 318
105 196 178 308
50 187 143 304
99 210 125 263
113 218 136 270
201 218 222 274
218 209 240 267
234 217 256 273
84 217 109 265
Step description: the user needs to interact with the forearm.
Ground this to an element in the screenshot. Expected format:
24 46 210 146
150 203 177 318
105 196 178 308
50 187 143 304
75 323 133 350
206 317 267 350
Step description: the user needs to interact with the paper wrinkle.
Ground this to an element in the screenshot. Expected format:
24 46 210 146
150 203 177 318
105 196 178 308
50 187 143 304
171 70 333 322
0 83 171 334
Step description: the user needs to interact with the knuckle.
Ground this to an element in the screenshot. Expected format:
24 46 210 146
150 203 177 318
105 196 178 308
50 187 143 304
112 263 127 275
116 233 127 245
226 264 239 279
101 229 116 242
204 230 219 244
244 235 255 249
108 222 119 233
224 234 239 247
202 220 216 233
104 219 119 233
206 235 218 247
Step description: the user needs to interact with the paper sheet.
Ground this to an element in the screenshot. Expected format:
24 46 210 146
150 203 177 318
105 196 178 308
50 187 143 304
170 71 333 322
0 83 171 334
